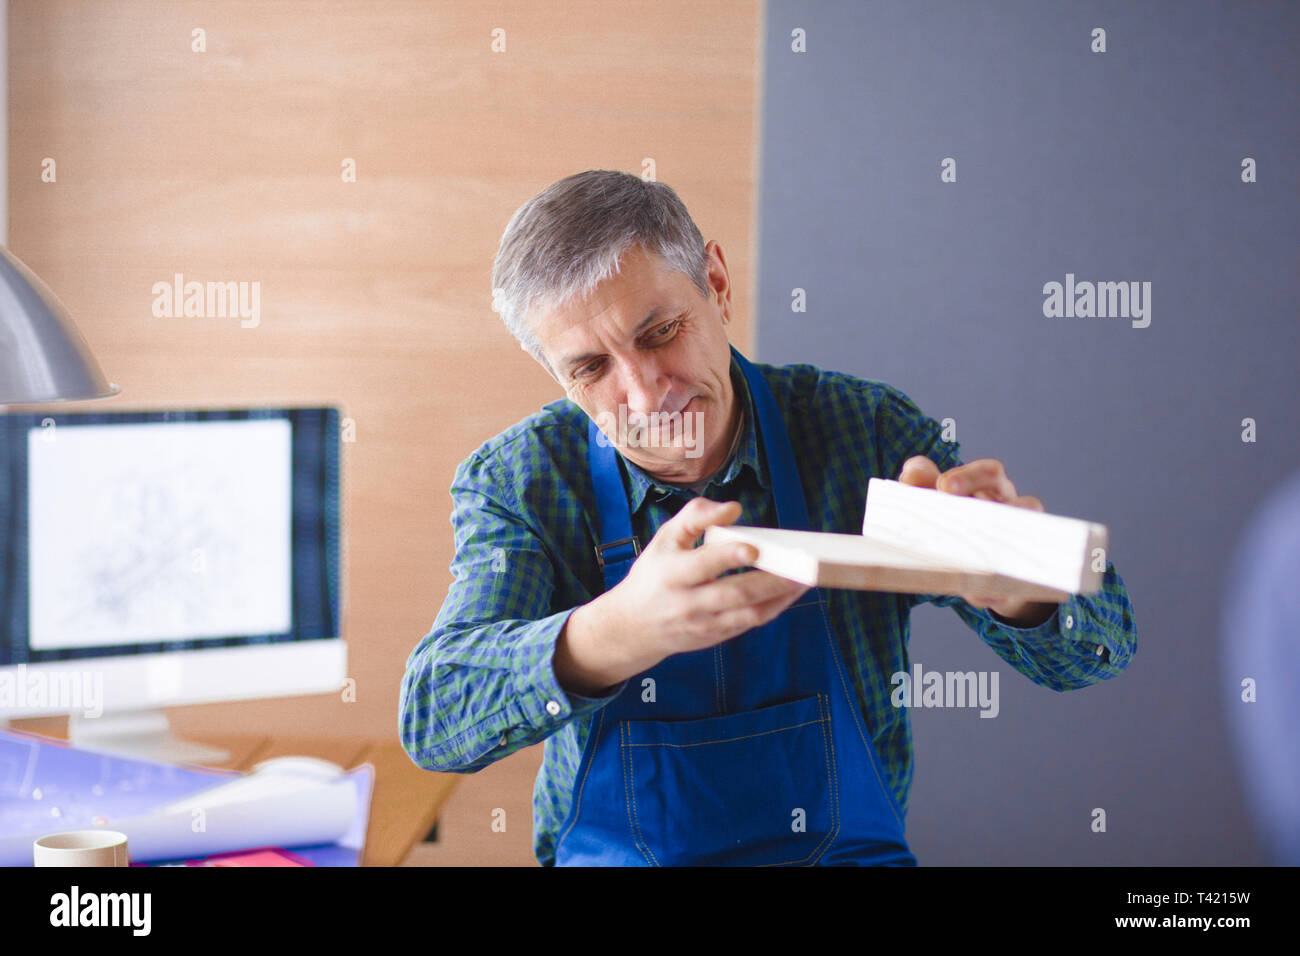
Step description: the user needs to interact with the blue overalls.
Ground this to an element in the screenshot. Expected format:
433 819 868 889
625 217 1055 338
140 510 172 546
554 346 917 866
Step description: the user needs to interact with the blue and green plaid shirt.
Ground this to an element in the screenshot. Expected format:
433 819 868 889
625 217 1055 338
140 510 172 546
399 352 1138 865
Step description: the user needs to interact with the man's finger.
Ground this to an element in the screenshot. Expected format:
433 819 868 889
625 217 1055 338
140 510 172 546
712 580 812 635
658 497 742 551
938 459 1017 500
669 539 758 587
691 569 808 617
898 456 940 488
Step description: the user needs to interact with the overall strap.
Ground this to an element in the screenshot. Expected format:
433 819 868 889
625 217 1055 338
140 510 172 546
588 416 640 591
729 345 813 531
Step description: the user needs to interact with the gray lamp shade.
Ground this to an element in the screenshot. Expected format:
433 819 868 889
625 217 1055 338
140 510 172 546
0 244 119 405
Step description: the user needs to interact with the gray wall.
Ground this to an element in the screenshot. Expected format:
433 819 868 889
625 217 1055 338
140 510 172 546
754 0 1297 864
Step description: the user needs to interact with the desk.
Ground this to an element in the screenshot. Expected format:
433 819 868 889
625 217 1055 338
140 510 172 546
10 718 460 867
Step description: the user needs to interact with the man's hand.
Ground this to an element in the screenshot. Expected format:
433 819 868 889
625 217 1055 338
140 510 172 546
897 456 1057 628
611 497 811 658
555 498 810 696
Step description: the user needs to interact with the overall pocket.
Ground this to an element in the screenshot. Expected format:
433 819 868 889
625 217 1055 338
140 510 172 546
620 692 839 866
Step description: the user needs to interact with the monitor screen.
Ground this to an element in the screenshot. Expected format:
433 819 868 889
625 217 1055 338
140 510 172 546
0 408 340 666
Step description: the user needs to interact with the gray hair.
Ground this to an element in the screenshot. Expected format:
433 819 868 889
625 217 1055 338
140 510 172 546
490 169 710 378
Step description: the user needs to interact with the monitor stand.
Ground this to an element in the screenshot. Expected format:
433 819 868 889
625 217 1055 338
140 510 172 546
64 709 231 765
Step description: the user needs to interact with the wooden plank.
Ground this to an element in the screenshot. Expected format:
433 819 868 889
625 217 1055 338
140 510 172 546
862 478 1107 593
703 478 1108 600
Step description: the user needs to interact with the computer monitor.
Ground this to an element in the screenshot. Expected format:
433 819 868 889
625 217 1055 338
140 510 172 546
0 406 345 763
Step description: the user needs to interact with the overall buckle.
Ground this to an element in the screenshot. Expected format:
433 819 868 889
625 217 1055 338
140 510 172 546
594 535 641 570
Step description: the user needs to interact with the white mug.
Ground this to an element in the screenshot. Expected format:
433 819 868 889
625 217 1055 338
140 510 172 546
33 830 130 867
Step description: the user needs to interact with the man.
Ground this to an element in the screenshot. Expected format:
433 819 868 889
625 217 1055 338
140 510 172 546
400 169 1137 866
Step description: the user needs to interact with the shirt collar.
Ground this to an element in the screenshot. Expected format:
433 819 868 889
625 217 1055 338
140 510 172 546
619 352 768 516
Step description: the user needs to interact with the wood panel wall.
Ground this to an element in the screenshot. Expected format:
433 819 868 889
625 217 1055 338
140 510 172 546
7 0 761 742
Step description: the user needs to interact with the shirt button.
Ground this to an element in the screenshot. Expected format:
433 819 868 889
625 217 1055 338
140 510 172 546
1095 644 1105 657
545 700 561 716
498 733 508 747
1064 614 1074 630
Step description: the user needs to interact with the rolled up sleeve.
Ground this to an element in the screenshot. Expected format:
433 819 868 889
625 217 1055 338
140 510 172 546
926 560 1138 691
399 452 626 773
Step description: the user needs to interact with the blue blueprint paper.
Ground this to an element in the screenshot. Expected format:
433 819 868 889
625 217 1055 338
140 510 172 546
0 729 372 866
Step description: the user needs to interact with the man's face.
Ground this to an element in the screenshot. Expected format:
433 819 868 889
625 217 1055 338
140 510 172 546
529 241 738 484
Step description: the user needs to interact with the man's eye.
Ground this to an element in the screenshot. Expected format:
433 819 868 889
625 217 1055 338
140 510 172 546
648 320 679 341
577 359 603 378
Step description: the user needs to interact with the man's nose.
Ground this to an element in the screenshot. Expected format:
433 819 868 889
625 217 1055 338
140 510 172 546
617 356 668 414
